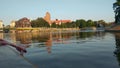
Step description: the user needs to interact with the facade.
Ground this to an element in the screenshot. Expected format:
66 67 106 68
52 19 71 25
0 20 3 28
10 20 16 28
44 12 51 26
15 17 31 28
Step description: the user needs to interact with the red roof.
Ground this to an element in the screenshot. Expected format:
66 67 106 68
52 19 71 24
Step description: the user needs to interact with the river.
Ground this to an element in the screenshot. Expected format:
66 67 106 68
0 30 120 68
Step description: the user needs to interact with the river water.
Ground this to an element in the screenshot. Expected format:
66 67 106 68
1 30 120 68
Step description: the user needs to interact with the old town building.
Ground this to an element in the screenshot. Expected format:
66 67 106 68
0 20 3 28
10 20 16 28
44 12 52 26
15 17 31 28
52 19 71 25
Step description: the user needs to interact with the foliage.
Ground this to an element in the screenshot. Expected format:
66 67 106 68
113 0 120 24
31 17 50 27
86 20 94 27
76 19 86 28
51 23 57 28
30 17 109 28
114 0 120 6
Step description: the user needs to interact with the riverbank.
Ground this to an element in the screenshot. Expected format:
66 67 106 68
1 27 100 33
105 24 120 32
10 28 80 33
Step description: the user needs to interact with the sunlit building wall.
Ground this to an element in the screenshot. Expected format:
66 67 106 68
15 17 31 28
0 20 3 28
53 19 71 25
10 20 16 28
44 12 52 26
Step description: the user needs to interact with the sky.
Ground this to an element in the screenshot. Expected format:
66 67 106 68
0 0 116 25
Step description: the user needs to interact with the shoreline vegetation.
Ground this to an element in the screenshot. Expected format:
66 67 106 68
12 27 80 33
0 27 99 33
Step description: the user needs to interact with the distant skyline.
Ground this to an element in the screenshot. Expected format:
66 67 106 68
0 0 116 25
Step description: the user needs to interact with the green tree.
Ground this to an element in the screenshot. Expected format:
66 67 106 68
76 19 86 28
60 23 66 28
51 23 57 28
98 20 106 27
114 0 120 6
86 20 95 27
113 0 120 23
31 18 50 27
71 21 76 28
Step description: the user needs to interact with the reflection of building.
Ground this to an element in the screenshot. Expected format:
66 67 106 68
10 33 16 44
46 39 52 54
0 33 3 39
44 12 51 26
10 20 16 28
45 32 52 54
15 17 31 28
16 33 32 44
0 20 3 28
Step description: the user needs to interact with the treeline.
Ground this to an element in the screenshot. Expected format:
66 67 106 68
31 17 113 28
31 18 50 27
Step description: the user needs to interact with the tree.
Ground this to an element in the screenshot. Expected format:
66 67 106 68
97 20 106 27
51 23 57 28
71 21 76 28
113 0 120 24
76 19 86 28
86 20 95 27
31 18 50 27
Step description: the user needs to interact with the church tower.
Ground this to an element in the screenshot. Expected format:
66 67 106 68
44 12 51 26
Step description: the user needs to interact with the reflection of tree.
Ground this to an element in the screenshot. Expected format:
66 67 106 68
16 33 32 44
77 31 105 40
78 32 94 39
52 31 78 43
31 32 50 43
16 32 50 44
114 33 120 66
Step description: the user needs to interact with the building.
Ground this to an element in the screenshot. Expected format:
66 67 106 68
15 17 31 28
10 20 16 28
0 20 3 28
52 19 71 25
44 12 52 26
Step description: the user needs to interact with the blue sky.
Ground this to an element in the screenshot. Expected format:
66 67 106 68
0 0 115 25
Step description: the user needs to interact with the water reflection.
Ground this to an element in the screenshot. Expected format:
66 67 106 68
114 33 120 66
8 31 105 43
1 31 120 68
0 33 3 39
45 32 52 54
78 31 105 39
2 31 105 54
